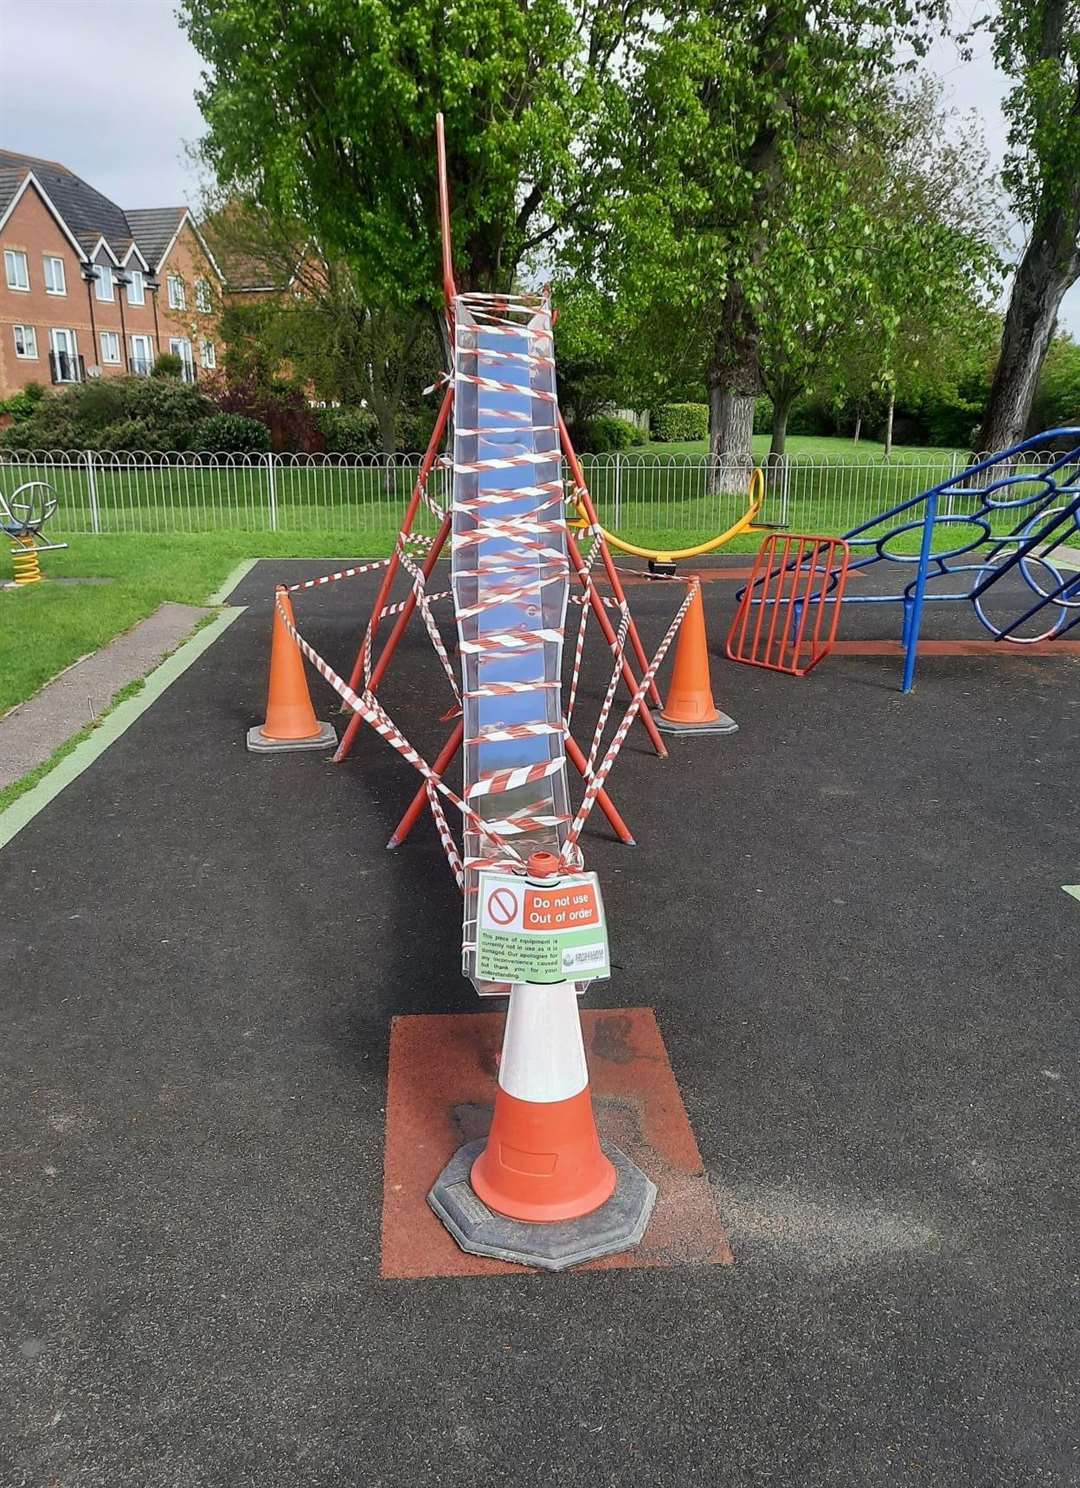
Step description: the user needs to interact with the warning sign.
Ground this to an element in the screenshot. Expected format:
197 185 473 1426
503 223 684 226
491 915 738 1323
475 870 610 985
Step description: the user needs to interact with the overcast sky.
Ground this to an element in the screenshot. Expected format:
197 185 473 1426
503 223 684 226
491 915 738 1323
1 0 1077 336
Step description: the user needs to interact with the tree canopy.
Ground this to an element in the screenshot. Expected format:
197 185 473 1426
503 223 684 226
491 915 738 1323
181 0 634 307
579 0 960 464
178 0 1069 459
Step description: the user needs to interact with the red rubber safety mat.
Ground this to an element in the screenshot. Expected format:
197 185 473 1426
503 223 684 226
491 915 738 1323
381 1007 733 1279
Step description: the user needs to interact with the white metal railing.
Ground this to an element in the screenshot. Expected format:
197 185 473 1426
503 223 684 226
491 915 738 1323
0 448 1061 541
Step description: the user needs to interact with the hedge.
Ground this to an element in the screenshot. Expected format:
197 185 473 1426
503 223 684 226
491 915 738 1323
192 411 271 454
651 402 708 442
572 415 641 452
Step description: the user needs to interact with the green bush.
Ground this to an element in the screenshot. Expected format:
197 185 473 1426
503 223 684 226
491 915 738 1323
192 411 271 454
0 375 214 452
651 402 709 442
788 395 838 437
573 415 641 452
0 382 47 423
397 408 438 453
318 407 381 453
96 417 168 453
152 352 184 379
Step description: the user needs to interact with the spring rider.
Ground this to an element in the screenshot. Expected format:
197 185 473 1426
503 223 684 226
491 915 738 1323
1 480 67 585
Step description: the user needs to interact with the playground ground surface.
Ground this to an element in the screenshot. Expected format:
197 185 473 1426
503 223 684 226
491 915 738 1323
2 556 1078 1486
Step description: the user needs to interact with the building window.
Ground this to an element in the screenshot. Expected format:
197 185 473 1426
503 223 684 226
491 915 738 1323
130 334 153 375
43 255 66 295
4 249 29 290
13 324 38 359
167 274 186 311
100 330 121 364
49 328 82 383
127 268 145 305
169 337 195 383
199 338 216 370
195 277 212 313
93 263 114 301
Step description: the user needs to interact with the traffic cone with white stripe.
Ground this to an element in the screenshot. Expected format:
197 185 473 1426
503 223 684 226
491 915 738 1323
247 587 337 752
471 978 616 1222
428 853 657 1269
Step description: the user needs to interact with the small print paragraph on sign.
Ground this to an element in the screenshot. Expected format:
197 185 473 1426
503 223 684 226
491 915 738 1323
475 870 610 985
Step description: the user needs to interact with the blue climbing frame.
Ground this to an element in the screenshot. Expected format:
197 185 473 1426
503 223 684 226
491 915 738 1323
742 428 1080 693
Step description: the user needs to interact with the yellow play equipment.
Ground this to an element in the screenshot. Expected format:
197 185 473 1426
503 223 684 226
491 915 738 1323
572 466 770 566
1 480 67 585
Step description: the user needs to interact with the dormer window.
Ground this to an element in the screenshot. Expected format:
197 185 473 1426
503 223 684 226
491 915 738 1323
127 268 145 305
93 263 114 301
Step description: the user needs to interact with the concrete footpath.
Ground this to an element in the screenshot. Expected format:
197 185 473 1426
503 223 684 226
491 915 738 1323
0 601 209 790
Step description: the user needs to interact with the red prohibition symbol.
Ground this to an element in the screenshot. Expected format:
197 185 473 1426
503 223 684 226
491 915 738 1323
488 887 519 926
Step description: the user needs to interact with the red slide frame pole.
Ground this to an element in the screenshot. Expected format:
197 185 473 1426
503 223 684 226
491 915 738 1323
337 383 455 703
333 508 454 763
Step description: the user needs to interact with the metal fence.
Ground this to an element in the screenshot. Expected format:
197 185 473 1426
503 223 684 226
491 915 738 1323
0 448 1057 543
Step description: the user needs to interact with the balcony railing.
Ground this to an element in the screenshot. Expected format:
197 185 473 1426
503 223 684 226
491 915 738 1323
129 357 154 376
49 350 85 385
179 361 197 385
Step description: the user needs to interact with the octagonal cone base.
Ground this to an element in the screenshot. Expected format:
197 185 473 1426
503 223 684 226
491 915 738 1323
246 720 337 753
656 709 738 736
427 1139 657 1272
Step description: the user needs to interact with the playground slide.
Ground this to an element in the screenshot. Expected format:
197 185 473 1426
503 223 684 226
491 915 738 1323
450 290 573 992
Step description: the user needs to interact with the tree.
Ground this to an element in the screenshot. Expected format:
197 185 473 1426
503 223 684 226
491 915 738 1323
759 78 1001 460
181 0 636 321
550 281 710 427
976 0 1080 453
587 1 953 471
756 138 879 461
205 202 440 453
1030 331 1080 431
548 285 624 426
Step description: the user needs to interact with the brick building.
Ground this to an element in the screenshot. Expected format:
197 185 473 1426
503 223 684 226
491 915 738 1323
0 149 226 398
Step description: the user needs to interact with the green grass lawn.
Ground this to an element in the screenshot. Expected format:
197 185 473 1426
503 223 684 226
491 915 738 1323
633 434 963 463
0 531 392 717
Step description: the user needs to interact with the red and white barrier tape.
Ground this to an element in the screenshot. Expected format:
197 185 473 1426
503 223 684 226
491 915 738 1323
272 590 522 871
559 579 698 861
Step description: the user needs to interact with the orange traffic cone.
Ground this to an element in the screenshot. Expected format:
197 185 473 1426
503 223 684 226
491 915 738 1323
427 854 657 1269
471 978 616 1223
657 583 738 735
246 587 337 753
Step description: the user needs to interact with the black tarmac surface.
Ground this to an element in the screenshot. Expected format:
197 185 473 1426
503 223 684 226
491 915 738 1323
2 556 1078 1487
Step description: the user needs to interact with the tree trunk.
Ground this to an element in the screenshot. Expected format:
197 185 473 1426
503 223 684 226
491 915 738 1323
376 406 397 458
883 391 895 461
977 210 1080 456
853 413 862 446
707 300 759 493
708 388 755 493
768 389 795 463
